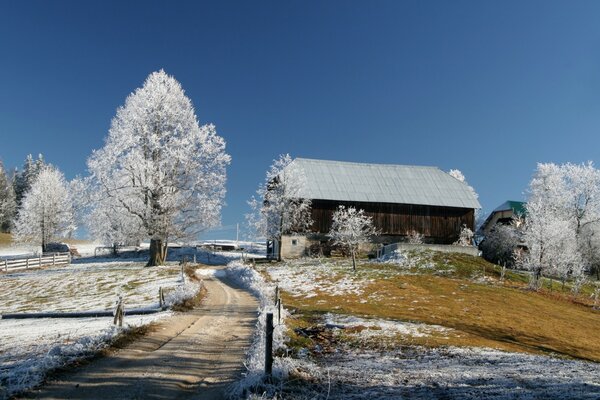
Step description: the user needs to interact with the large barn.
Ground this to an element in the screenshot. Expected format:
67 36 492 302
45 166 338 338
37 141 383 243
276 158 481 258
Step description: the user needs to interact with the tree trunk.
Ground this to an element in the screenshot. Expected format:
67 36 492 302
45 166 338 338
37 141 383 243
277 236 282 262
147 238 167 267
351 249 356 272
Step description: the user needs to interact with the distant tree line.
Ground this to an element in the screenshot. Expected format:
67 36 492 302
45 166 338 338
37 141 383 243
0 153 47 233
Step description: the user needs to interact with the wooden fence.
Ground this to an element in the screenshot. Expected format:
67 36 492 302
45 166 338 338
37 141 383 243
1 252 71 272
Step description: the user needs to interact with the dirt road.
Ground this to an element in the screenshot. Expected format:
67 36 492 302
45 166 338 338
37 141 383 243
22 270 258 400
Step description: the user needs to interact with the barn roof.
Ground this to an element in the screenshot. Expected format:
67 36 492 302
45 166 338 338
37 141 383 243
289 158 481 209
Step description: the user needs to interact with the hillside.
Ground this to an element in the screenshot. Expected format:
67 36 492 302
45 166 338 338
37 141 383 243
268 251 600 361
251 251 600 398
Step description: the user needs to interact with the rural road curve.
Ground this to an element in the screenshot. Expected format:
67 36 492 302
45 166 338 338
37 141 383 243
22 269 258 400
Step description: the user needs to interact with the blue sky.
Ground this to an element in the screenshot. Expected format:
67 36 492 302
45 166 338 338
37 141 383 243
2 1 600 239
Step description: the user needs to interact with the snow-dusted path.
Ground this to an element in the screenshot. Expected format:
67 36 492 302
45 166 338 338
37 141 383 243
20 270 258 400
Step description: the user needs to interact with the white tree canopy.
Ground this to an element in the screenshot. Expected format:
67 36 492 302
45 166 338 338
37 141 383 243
520 162 600 289
247 154 312 259
0 160 16 231
87 70 230 262
328 205 378 271
14 165 75 251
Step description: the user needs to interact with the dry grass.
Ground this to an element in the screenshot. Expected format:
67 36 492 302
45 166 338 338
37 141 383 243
0 232 12 247
281 253 600 361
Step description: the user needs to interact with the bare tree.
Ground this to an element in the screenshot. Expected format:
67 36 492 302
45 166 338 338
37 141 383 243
329 205 378 271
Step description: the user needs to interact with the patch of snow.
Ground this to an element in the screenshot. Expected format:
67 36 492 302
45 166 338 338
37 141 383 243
0 313 170 398
323 313 451 339
284 346 600 399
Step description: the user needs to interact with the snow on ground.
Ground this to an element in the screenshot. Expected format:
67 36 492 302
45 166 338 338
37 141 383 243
323 313 452 339
267 259 364 298
0 258 201 399
287 346 600 399
0 260 185 313
0 313 170 399
258 259 600 399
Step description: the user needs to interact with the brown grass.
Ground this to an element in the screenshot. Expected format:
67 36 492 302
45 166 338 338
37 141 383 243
281 254 600 361
0 232 12 246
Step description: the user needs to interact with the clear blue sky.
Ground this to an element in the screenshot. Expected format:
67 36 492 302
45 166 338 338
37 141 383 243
2 0 600 239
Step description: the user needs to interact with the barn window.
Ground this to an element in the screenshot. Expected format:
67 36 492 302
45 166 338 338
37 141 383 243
291 239 298 246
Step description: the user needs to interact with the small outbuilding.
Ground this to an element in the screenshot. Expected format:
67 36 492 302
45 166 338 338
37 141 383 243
478 200 526 236
277 158 481 258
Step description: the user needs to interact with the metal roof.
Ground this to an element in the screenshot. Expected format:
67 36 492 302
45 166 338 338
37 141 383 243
493 200 526 215
288 158 481 209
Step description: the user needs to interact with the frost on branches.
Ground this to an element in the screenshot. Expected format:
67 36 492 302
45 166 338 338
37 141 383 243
87 70 230 266
13 165 75 252
247 154 312 260
329 206 378 271
0 160 16 232
521 162 600 290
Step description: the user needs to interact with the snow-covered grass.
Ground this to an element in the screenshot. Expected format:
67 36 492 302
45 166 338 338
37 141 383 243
0 314 169 399
223 261 293 398
284 346 600 399
0 259 201 398
0 260 184 313
258 255 600 398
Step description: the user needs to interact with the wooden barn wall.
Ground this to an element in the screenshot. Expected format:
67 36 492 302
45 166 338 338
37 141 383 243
310 199 474 244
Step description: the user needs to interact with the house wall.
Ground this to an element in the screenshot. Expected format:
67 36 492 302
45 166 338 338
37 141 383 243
310 199 475 244
280 235 309 258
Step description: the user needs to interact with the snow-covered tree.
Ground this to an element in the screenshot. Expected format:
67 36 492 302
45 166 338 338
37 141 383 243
13 165 75 252
247 154 312 260
0 160 16 232
449 168 478 200
13 153 45 209
87 70 230 266
406 230 424 244
328 206 378 271
480 223 521 267
520 163 593 290
454 224 474 246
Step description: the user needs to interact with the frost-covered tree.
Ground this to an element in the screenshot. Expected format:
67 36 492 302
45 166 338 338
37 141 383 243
454 225 474 246
13 153 45 209
87 70 230 266
520 163 594 290
449 169 478 200
480 223 521 267
0 160 16 232
329 206 378 271
247 154 312 261
14 165 75 252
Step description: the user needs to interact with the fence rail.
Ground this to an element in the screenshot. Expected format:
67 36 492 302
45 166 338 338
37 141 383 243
2 252 71 272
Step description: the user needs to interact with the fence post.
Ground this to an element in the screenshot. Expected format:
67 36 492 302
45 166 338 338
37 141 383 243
26 258 29 269
278 298 282 325
159 287 165 309
4 259 7 272
265 313 273 376
114 297 124 327
39 254 42 268
274 285 279 304
53 253 56 266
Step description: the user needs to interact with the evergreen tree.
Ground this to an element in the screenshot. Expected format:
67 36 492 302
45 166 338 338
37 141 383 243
0 160 16 232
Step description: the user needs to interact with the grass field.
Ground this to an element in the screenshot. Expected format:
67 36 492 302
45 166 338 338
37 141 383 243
266 251 600 362
0 232 12 246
